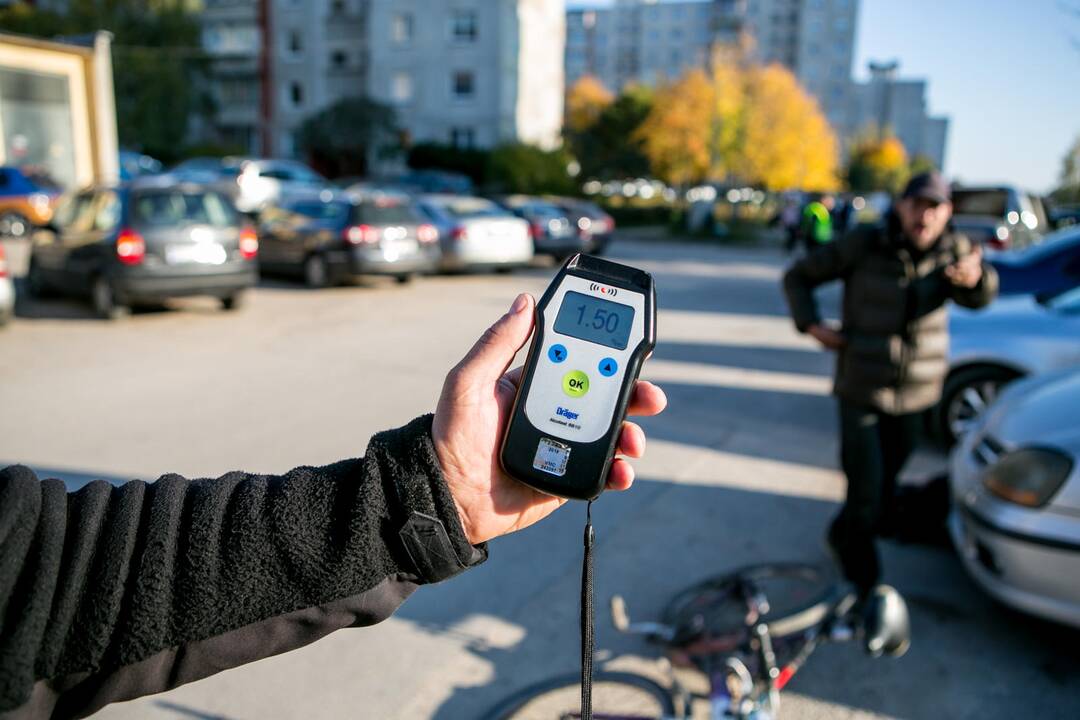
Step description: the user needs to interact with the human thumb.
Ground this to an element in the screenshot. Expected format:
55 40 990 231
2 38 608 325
456 293 535 384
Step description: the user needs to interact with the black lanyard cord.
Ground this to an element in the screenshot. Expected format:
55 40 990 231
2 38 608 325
580 500 595 720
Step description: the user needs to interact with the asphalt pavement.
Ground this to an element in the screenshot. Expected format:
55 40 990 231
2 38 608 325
1 238 1077 719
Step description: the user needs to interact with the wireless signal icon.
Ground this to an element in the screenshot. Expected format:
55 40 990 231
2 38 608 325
589 283 618 297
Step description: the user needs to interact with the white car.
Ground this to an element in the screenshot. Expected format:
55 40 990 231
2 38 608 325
416 195 533 271
171 157 328 215
0 241 13 326
942 286 1080 443
949 368 1080 628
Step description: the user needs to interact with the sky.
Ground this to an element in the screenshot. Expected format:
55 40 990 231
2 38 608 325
567 0 1080 192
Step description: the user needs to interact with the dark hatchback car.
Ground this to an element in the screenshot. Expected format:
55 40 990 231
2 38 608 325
546 196 616 255
493 195 583 260
256 192 440 286
27 180 258 319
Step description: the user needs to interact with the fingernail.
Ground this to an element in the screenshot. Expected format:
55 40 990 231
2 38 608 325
509 293 529 314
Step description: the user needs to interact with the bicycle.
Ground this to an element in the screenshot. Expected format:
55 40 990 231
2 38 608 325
481 562 910 720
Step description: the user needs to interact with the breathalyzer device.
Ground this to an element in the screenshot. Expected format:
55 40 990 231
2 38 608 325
500 254 656 500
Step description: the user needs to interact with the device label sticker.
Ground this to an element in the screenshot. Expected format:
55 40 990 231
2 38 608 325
533 438 571 477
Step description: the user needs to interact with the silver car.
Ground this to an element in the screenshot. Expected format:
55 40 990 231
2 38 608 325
171 157 328 215
416 195 533 271
949 368 1080 628
941 286 1080 443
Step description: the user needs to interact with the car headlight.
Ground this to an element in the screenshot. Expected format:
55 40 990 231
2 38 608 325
983 447 1073 508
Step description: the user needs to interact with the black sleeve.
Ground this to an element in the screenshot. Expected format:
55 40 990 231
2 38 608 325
0 414 484 719
782 230 864 332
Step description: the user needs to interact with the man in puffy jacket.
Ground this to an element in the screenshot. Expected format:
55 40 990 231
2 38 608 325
0 292 667 719
783 172 997 597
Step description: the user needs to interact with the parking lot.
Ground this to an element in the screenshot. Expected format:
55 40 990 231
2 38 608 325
2 237 1078 719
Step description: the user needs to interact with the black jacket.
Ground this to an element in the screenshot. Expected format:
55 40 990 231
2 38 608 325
783 217 998 414
0 415 484 719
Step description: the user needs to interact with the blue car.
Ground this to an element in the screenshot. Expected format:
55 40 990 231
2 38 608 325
990 226 1080 298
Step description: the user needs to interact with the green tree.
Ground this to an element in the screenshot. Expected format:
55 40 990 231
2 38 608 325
1052 134 1080 204
407 142 489 186
571 84 654 180
0 0 210 164
486 143 575 195
296 97 400 178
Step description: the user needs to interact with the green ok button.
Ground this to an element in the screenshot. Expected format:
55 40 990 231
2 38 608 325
562 370 590 398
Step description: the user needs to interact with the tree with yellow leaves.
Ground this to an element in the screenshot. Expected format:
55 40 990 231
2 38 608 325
740 63 840 191
636 48 840 190
634 69 716 186
846 130 910 194
566 75 615 134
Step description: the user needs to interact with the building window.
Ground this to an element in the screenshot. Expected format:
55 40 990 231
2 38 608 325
331 0 346 13
452 70 474 99
392 72 414 103
450 127 475 149
290 82 303 107
288 30 302 55
331 50 348 68
392 13 413 44
451 9 478 42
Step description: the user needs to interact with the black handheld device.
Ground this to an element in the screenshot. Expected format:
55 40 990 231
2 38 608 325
500 254 656 500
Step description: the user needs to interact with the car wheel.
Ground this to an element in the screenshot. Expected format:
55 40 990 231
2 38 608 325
304 254 329 288
938 366 1021 446
0 211 30 239
91 275 128 320
221 292 246 311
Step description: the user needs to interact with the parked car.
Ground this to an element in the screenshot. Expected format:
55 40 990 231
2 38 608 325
171 157 328 215
257 191 440 286
493 195 583 260
546 196 616 255
1049 204 1080 230
990 225 1080 298
951 186 1050 253
119 150 163 181
0 241 13 326
0 165 62 239
415 194 533 272
26 179 258 319
949 367 1080 628
939 286 1080 444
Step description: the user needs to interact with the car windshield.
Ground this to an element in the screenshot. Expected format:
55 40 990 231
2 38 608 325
952 190 1008 217
353 200 419 225
131 190 237 228
434 198 505 219
19 167 62 191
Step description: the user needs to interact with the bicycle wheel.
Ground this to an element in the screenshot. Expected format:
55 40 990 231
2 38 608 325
663 562 836 645
482 671 676 720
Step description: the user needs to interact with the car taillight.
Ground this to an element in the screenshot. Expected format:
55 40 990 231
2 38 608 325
528 222 544 239
116 228 145 265
344 224 380 244
417 224 438 244
987 226 1010 250
239 226 259 259
0 244 7 278
450 225 468 242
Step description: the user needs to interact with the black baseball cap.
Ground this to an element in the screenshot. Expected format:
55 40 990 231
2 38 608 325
902 171 951 204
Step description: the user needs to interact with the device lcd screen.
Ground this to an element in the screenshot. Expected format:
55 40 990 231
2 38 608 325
553 291 635 350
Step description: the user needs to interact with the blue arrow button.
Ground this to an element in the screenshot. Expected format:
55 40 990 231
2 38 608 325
549 344 568 363
598 358 618 377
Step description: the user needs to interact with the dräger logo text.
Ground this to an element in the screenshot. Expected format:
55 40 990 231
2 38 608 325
556 406 580 420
